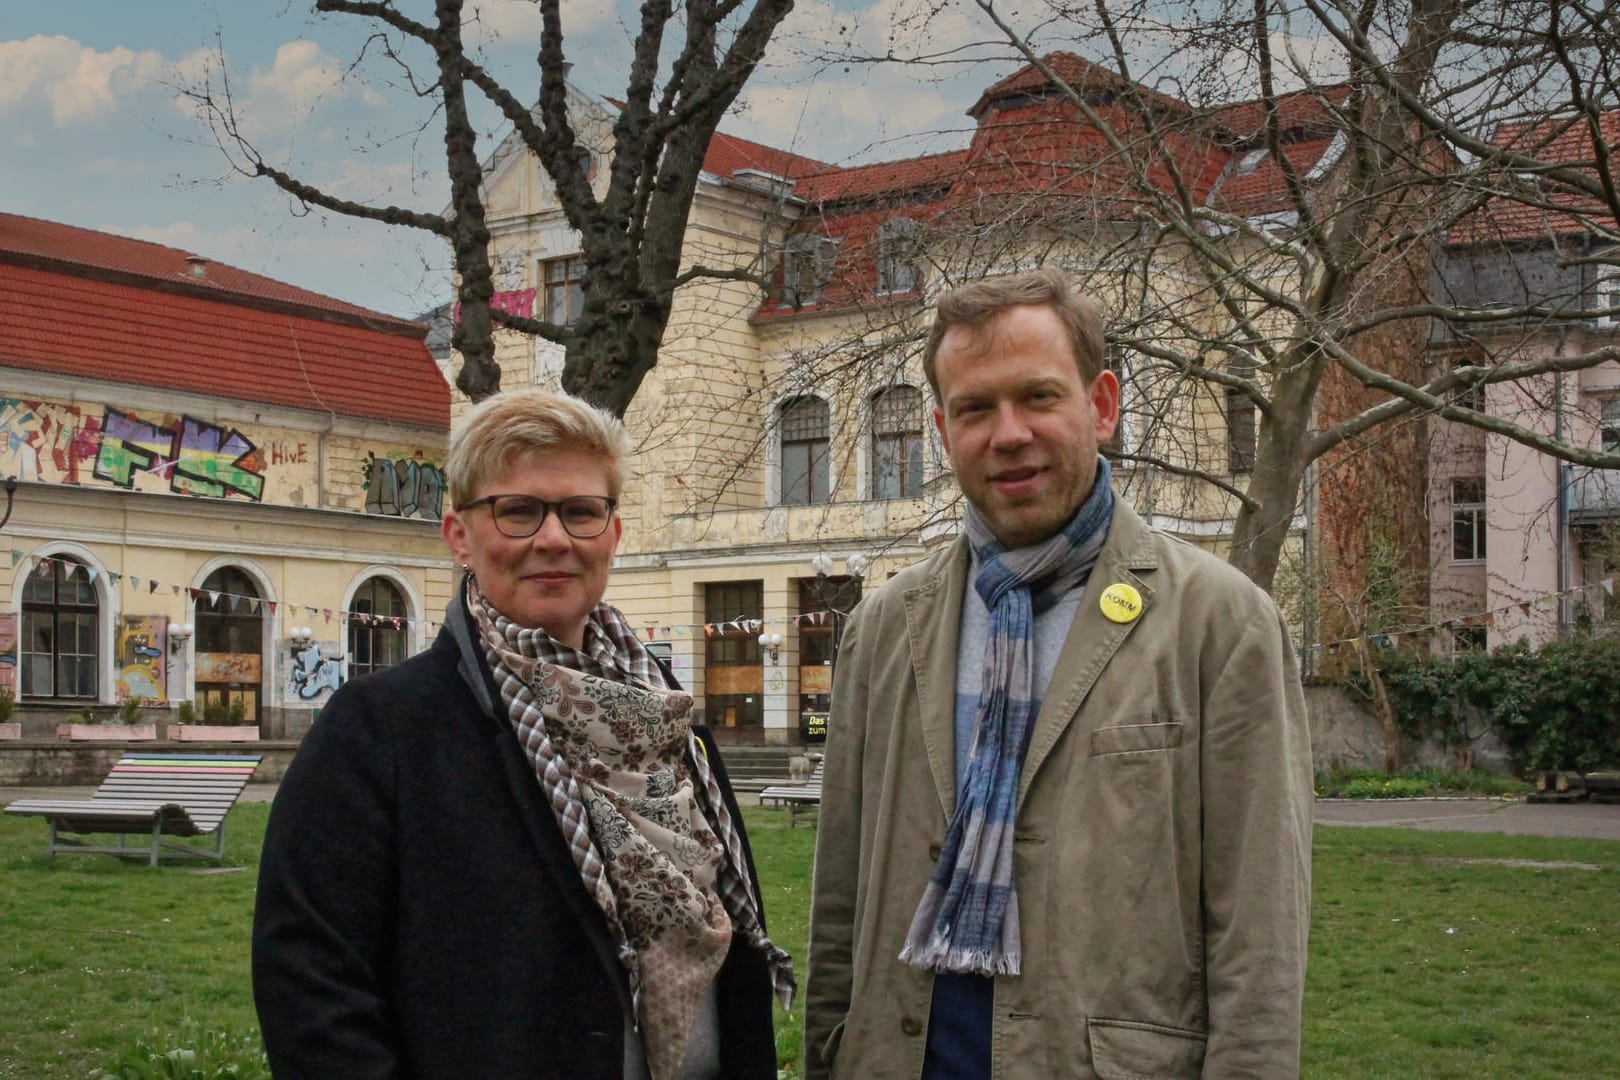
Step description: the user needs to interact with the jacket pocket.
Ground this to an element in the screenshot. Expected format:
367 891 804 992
1089 721 1183 757
1087 1017 1206 1079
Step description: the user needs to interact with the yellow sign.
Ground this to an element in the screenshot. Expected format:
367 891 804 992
1099 583 1144 624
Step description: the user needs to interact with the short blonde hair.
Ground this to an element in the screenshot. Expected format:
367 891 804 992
446 388 633 507
921 268 1108 399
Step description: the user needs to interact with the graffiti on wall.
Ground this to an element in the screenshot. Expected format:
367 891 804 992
363 452 446 519
1 398 267 501
116 616 167 701
287 641 344 702
0 613 16 694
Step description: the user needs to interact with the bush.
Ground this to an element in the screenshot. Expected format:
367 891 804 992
96 1022 268 1079
175 700 197 726
202 699 230 725
228 697 248 725
1370 635 1620 773
1314 767 1529 799
0 685 12 725
117 696 147 725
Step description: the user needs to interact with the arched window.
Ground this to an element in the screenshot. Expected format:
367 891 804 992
779 396 830 506
871 385 925 499
20 556 98 699
196 566 263 723
349 577 408 678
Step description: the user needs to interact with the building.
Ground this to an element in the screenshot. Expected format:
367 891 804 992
1429 109 1620 647
452 55 1371 743
0 213 451 737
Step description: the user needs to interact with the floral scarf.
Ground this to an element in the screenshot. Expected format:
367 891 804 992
467 581 792 1080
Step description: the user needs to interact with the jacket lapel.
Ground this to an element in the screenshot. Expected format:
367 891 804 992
1018 503 1159 808
904 537 970 818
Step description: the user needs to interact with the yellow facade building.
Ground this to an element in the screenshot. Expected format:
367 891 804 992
0 213 451 739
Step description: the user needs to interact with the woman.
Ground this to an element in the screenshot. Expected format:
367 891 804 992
253 389 791 1079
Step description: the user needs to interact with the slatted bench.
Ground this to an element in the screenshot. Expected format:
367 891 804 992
4 753 262 866
758 759 824 827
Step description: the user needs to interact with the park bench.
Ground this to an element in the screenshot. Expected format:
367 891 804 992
758 758 824 827
3 753 262 866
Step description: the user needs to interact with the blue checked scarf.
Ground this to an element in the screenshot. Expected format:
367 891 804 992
900 458 1115 976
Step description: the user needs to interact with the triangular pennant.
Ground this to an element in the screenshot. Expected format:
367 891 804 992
1483 612 1496 627
187 587 200 600
84 567 100 584
9 549 20 567
249 598 261 614
703 623 715 637
228 594 243 612
1519 602 1531 616
1604 579 1616 596
323 608 333 624
392 617 402 630
106 572 121 585
207 590 221 608
268 601 278 615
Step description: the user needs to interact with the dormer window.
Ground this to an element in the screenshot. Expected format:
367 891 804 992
782 235 836 307
877 218 922 295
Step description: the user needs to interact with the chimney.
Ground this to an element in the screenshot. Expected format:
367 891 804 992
186 255 209 279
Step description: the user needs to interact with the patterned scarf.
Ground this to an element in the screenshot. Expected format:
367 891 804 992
467 582 794 1080
900 458 1115 975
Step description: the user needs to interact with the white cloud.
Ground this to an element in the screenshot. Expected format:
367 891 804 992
248 40 386 114
0 34 176 126
463 0 616 53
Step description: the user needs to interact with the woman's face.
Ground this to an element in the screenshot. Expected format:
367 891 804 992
443 448 621 650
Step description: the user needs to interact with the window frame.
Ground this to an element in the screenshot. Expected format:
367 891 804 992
781 235 836 307
19 556 99 700
778 395 832 507
542 255 587 327
870 385 926 500
347 577 409 679
876 218 922 295
1450 476 1488 563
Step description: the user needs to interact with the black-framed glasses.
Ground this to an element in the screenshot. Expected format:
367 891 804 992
455 494 618 539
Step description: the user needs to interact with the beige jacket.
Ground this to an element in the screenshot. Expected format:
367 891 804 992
804 503 1313 1079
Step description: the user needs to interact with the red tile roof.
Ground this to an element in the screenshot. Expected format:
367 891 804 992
0 214 448 430
1450 109 1620 244
970 52 1191 122
1207 85 1352 142
793 151 970 204
702 131 829 182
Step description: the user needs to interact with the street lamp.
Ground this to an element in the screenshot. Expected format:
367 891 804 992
168 623 195 653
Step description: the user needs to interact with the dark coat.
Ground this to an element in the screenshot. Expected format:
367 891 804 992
252 598 779 1079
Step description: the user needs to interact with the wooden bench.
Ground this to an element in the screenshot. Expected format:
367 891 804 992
4 753 262 866
758 759 824 827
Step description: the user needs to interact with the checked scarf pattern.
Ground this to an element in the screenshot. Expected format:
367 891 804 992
900 458 1116 976
467 582 794 1080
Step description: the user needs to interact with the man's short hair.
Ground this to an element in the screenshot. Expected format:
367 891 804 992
446 388 634 507
921 268 1108 399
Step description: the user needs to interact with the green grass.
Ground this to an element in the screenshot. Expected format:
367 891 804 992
2 805 1617 1078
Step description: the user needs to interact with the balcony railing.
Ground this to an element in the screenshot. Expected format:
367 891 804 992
1567 467 1620 521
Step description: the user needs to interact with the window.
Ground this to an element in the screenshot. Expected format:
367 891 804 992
1593 265 1620 327
543 255 586 326
877 218 921 294
1453 625 1487 652
782 235 835 307
196 566 263 723
20 557 97 699
1602 399 1620 453
797 575 862 738
1227 358 1257 475
1451 477 1487 562
704 581 763 731
778 396 831 506
348 578 408 679
871 385 925 499
1452 359 1484 411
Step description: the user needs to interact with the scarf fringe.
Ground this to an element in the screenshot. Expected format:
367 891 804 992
900 935 1023 977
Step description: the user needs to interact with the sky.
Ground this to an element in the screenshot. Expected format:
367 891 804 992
1 0 1041 320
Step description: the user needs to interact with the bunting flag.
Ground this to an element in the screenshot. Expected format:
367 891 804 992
1605 579 1616 596
106 572 121 585
1519 602 1532 616
207 590 221 607
85 567 100 584
228 594 243 612
9 549 20 567
268 601 278 615
322 608 333 623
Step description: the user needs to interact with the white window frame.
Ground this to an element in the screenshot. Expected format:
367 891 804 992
1450 477 1487 564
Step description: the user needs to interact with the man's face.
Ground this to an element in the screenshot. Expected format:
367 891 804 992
932 303 1118 549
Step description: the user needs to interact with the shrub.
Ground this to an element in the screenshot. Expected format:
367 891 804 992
202 699 230 725
0 685 12 725
175 700 197 726
117 696 147 725
228 697 248 725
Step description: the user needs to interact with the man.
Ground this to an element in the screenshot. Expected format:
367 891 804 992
804 269 1312 1080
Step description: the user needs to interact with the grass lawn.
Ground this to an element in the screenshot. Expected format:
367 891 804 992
2 804 1617 1078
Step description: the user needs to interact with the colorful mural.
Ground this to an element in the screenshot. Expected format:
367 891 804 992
116 616 167 701
363 452 446 519
0 613 16 693
196 652 262 683
287 641 343 703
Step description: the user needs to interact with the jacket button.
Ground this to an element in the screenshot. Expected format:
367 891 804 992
901 1017 922 1037
928 843 942 861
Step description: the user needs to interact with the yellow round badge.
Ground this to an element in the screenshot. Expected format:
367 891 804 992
1099 583 1144 624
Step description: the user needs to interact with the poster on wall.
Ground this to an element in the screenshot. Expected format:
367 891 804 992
116 616 167 701
196 652 262 683
0 613 16 693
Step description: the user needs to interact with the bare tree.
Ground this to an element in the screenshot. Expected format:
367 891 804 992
776 0 1620 595
190 0 795 412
